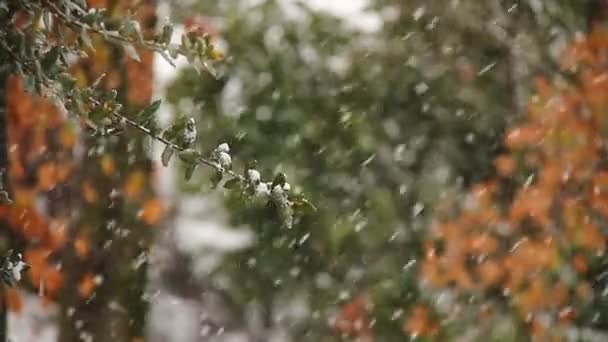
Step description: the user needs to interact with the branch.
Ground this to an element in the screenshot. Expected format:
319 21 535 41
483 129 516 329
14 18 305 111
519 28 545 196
110 111 246 182
41 0 219 75
2 43 242 184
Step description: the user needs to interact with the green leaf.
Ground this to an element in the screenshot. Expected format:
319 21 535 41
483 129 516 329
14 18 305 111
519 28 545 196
57 73 76 89
34 60 43 91
123 43 140 62
161 145 174 167
124 20 144 42
43 12 52 32
223 178 241 189
292 198 317 213
271 172 287 189
159 50 176 67
184 164 197 181
138 100 162 122
41 46 60 71
178 149 200 163
80 27 94 51
160 23 174 45
210 171 223 189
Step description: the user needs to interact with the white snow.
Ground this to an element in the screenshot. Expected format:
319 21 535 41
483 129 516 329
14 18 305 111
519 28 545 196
8 291 58 342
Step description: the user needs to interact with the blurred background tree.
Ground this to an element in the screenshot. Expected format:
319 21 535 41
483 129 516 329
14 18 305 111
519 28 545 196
419 23 608 341
166 0 598 340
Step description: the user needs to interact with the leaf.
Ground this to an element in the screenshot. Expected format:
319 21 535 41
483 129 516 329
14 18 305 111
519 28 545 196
271 172 287 189
82 180 98 203
104 89 118 101
123 43 140 62
184 164 197 181
78 273 98 299
178 149 200 163
292 198 317 212
160 23 174 45
141 198 165 225
124 170 145 199
0 191 13 205
181 34 191 51
74 234 90 260
159 50 176 67
80 27 94 51
210 171 223 189
43 12 52 31
126 20 144 42
223 178 241 189
161 145 174 167
138 100 162 122
41 46 60 71
37 162 58 191
34 60 43 89
57 73 76 89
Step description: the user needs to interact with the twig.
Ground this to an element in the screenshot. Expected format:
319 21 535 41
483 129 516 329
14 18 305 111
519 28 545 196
110 111 246 182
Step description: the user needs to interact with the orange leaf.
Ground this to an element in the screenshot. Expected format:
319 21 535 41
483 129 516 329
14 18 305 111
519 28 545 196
140 198 165 225
37 162 58 191
403 304 439 338
573 253 589 274
495 155 517 177
505 125 544 149
74 234 91 260
56 162 73 183
99 154 116 176
49 219 69 250
24 247 51 287
125 170 146 200
82 180 98 204
333 295 372 338
43 266 63 296
78 273 99 299
477 260 503 287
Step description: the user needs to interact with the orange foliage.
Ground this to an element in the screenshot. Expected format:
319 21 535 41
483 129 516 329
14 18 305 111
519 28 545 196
333 295 374 341
417 25 608 337
74 233 91 260
81 180 99 204
495 154 517 177
124 169 146 200
403 304 439 338
3 0 159 319
37 162 59 191
140 197 165 225
99 154 116 176
78 273 99 299
24 247 63 298
49 219 69 250
59 125 76 149
3 75 78 303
